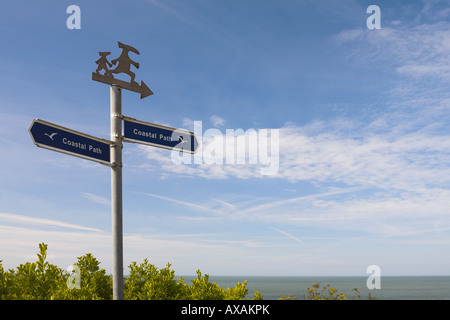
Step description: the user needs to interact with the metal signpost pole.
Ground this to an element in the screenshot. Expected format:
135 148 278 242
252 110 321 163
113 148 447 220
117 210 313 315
92 42 153 300
30 42 197 301
110 85 124 300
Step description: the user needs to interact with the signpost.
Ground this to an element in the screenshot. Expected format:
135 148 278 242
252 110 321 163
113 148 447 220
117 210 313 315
30 41 197 300
28 119 112 166
91 41 154 300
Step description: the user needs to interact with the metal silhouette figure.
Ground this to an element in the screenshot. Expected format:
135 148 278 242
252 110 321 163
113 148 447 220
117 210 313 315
95 52 113 76
106 42 140 85
92 42 153 99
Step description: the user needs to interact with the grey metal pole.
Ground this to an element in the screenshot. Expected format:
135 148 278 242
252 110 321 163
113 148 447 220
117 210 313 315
110 85 124 300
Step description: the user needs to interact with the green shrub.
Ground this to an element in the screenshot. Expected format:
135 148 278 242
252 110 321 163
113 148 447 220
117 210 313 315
1 243 372 300
1 243 262 300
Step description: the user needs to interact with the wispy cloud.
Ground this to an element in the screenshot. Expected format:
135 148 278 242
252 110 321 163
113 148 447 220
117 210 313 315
0 223 286 275
133 5 450 191
335 20 450 80
136 114 450 191
0 212 101 232
145 0 193 25
138 192 223 215
239 187 364 215
82 193 110 207
132 123 450 240
182 118 195 131
209 197 237 211
210 115 226 128
272 228 303 245
144 0 246 48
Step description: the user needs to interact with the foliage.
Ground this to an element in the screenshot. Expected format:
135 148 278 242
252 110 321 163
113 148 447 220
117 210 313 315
0 260 15 300
50 253 112 300
1 243 372 300
4 243 64 299
278 294 299 300
124 259 184 300
183 270 262 300
124 260 262 300
303 283 357 300
279 282 375 300
0 243 262 300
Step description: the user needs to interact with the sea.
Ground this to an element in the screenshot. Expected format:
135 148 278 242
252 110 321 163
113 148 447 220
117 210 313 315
178 275 450 300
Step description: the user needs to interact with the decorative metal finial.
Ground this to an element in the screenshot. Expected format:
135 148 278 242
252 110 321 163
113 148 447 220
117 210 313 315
92 42 153 99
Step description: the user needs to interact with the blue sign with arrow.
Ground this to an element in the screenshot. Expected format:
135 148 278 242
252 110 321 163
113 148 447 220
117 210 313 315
28 119 112 166
123 116 198 154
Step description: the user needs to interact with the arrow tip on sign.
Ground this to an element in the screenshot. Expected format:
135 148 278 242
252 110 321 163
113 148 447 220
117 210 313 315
192 135 199 153
140 81 153 99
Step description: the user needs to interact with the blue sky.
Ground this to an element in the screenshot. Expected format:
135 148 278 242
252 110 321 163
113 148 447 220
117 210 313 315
1 0 450 277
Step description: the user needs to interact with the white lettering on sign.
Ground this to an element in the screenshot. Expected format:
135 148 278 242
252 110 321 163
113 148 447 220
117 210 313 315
159 134 172 142
63 137 86 150
61 137 102 154
89 145 102 154
133 128 156 139
131 128 173 142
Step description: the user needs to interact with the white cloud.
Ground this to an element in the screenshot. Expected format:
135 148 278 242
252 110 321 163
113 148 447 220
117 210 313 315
145 0 193 25
182 117 195 131
210 115 226 128
82 193 110 207
335 21 450 80
129 109 450 241
276 122 450 190
0 220 308 275
209 197 237 211
130 17 450 193
135 115 450 192
271 228 303 245
139 192 223 215
0 212 102 232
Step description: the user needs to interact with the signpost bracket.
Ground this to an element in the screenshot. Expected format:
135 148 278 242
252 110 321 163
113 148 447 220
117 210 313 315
111 162 123 168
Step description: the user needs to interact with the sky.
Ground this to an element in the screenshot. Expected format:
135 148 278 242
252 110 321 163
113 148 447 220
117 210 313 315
1 0 450 277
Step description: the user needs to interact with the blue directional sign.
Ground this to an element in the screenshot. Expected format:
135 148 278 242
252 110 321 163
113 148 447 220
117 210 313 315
123 116 198 154
29 119 112 166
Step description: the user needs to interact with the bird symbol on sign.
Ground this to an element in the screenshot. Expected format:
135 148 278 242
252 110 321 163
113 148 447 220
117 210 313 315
44 132 58 140
179 136 188 144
